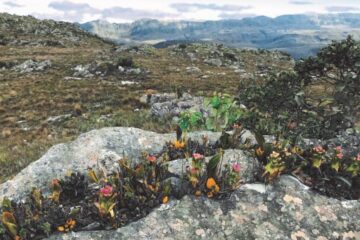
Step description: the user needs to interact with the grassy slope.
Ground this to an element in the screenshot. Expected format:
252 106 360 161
0 34 294 183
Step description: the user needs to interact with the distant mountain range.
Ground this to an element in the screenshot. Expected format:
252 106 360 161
80 13 360 58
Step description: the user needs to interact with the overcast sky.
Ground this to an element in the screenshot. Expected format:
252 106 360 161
1 0 360 23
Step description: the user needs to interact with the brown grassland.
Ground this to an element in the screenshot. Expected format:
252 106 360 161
0 40 294 183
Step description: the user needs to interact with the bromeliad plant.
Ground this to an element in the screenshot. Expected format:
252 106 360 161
0 153 172 240
95 185 117 220
185 149 242 198
164 126 217 161
253 133 360 193
347 154 360 177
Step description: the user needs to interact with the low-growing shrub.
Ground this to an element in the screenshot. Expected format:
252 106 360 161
238 36 360 140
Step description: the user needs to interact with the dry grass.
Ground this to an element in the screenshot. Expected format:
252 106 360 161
0 42 294 183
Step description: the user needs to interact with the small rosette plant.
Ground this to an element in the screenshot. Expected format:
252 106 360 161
187 153 205 190
95 185 117 219
311 145 327 169
226 163 241 188
263 151 286 181
330 146 344 172
346 154 360 177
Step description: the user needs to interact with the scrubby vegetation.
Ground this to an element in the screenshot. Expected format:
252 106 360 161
177 36 360 199
0 138 241 240
238 36 360 140
0 14 359 239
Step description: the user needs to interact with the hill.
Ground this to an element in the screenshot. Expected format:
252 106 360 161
0 13 107 47
80 13 360 58
0 13 294 182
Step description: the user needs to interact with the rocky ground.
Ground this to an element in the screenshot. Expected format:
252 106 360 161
0 127 358 239
48 177 360 240
0 13 294 183
0 13 359 240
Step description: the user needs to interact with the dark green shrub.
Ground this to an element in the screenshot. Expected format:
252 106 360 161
238 36 360 140
116 56 135 68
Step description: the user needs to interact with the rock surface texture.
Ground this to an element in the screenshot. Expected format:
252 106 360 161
0 127 221 202
0 127 359 239
140 93 206 120
48 176 360 240
13 59 52 73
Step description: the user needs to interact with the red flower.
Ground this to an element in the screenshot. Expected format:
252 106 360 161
336 153 344 159
313 145 325 154
335 146 343 152
192 153 204 160
190 167 198 175
357 154 360 162
147 155 157 163
232 163 241 173
100 185 113 197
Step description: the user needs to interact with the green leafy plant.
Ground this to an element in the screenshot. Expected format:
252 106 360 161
347 154 360 177
178 111 204 132
204 93 244 132
178 93 244 133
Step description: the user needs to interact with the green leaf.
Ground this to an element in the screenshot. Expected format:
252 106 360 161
335 85 346 92
1 198 13 212
254 131 265 147
209 96 221 109
318 98 334 107
31 188 42 210
87 169 99 183
190 112 203 127
41 222 52 237
331 161 340 172
207 153 221 178
205 118 215 131
1 212 18 238
312 157 324 169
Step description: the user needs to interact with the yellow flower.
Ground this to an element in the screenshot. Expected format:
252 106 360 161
291 146 303 154
206 178 217 189
66 219 76 230
270 151 280 159
189 176 199 188
162 196 169 204
195 190 202 197
255 147 264 157
57 226 65 232
284 149 292 157
214 184 220 193
148 184 157 192
173 140 185 149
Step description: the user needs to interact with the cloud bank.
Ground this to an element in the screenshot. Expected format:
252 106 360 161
48 1 177 22
289 1 313 5
326 6 360 12
3 1 23 8
170 3 253 13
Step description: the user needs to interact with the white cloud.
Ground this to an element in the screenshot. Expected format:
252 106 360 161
3 1 23 8
0 0 359 23
326 6 360 12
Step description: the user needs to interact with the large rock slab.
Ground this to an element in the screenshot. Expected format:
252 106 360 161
0 127 221 202
140 93 206 120
168 149 261 183
47 175 360 240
